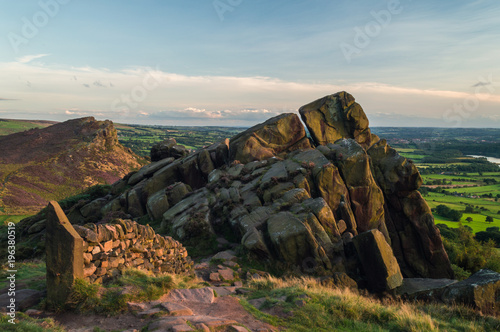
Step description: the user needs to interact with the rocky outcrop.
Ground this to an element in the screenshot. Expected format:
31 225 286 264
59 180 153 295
19 92 454 294
229 113 312 164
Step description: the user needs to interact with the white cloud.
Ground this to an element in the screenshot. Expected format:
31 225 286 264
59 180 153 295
16 54 50 64
0 60 499 127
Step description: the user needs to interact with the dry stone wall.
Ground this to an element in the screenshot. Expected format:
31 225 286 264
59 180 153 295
73 219 193 284
46 201 193 308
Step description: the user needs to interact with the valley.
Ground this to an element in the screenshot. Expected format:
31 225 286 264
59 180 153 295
372 127 500 237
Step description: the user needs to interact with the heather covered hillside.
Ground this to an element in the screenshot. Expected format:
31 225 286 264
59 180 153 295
0 117 145 214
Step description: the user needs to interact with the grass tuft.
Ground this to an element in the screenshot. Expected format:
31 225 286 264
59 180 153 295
243 276 500 331
0 312 65 332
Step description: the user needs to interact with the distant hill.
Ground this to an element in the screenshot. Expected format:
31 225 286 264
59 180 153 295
0 118 57 136
0 117 146 214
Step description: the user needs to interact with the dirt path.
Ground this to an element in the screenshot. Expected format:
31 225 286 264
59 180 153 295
52 250 277 332
55 288 276 332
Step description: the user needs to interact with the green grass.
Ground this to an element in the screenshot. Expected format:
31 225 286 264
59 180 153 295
0 215 31 225
242 276 500 332
0 120 47 136
67 269 175 314
0 312 65 332
0 260 46 291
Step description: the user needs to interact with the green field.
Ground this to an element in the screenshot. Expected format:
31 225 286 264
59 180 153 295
116 123 244 157
0 119 54 136
434 213 500 233
395 145 500 234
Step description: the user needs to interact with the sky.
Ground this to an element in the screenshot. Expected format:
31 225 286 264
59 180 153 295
0 0 499 127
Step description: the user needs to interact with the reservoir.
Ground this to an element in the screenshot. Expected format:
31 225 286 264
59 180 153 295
468 155 500 166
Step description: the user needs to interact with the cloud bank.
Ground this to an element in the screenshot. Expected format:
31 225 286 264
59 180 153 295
0 60 499 127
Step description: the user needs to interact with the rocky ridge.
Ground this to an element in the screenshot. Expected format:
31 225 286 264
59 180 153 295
0 117 144 213
19 92 454 291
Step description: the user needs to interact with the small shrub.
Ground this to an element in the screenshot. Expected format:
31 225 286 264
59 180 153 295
115 269 174 301
67 279 100 312
98 288 129 314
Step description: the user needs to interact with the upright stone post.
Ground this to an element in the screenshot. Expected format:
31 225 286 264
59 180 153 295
46 201 84 309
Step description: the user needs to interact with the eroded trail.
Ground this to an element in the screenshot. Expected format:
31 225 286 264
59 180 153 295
56 287 276 332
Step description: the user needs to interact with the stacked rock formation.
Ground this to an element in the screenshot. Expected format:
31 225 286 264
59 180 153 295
29 92 453 292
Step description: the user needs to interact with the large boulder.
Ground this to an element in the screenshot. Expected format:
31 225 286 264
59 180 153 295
289 149 355 233
299 91 373 148
146 189 170 221
441 269 500 314
229 113 311 164
397 270 500 315
161 189 215 240
352 229 403 292
267 211 328 270
368 139 422 195
150 138 189 161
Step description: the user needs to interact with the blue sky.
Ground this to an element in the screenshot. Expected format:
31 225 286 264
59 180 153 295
0 0 499 127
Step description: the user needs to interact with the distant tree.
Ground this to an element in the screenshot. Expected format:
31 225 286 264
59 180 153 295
418 187 429 196
466 217 473 223
486 216 494 223
465 206 474 213
449 210 463 222
436 204 451 216
435 204 462 221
